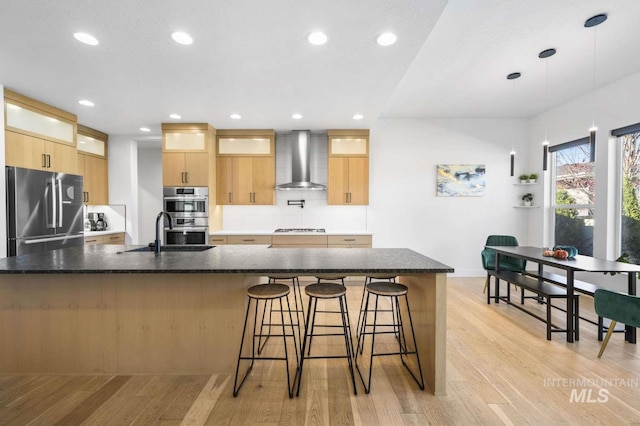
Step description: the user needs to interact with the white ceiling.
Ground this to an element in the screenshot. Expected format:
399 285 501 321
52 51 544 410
1 0 640 137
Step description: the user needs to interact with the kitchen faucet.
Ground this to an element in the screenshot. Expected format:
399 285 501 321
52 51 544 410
155 211 173 254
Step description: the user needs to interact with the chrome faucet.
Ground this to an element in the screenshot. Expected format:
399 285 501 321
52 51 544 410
155 211 173 254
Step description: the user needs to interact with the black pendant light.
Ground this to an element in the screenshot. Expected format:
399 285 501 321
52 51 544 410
539 48 556 171
507 72 521 176
585 13 607 163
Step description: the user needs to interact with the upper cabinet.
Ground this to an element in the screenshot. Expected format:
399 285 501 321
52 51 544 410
162 123 216 187
216 129 275 205
77 124 109 205
4 89 77 174
327 129 369 205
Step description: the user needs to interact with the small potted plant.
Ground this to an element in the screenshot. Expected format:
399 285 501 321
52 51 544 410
519 174 529 184
529 173 538 183
522 193 533 207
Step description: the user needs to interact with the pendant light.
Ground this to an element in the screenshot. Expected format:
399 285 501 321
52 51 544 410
507 72 521 176
585 13 607 163
539 48 556 171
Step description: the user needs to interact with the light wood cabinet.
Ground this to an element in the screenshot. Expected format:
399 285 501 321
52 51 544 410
226 235 272 245
271 235 328 248
327 235 372 248
327 130 369 205
5 131 77 174
216 130 275 205
77 124 109 205
209 235 228 245
78 154 108 204
161 123 216 187
4 89 77 174
163 151 209 186
84 232 125 245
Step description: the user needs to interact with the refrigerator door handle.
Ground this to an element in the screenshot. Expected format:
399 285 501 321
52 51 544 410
57 178 63 227
51 176 57 229
23 234 84 244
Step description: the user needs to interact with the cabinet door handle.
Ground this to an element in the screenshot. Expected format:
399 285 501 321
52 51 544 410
185 172 189 183
348 193 352 203
42 154 47 168
47 155 51 168
228 192 232 203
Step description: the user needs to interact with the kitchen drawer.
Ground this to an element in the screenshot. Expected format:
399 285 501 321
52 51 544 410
227 235 272 245
104 233 125 244
271 235 328 247
84 235 104 245
327 235 372 247
209 235 228 245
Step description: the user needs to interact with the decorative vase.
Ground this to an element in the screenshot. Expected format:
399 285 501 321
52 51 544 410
520 179 528 184
523 200 532 207
529 179 536 183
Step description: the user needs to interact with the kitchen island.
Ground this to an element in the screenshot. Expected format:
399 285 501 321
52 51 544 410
0 244 453 395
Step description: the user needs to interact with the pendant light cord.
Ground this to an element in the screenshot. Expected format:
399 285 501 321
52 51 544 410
592 26 597 128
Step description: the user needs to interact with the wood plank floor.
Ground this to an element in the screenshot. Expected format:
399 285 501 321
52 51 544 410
1 277 639 425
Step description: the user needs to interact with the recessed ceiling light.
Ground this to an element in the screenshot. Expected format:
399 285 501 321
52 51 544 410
140 127 151 132
78 99 94 107
230 113 242 119
74 32 99 46
292 113 303 119
376 32 397 46
172 32 193 45
169 113 181 119
353 114 364 120
308 32 328 45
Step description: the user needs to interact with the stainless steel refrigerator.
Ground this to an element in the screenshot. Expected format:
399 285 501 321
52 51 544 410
6 166 84 256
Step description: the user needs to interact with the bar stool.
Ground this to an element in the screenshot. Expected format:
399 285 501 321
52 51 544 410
306 275 347 354
263 275 305 346
296 283 357 396
233 283 299 398
356 275 397 350
356 281 425 393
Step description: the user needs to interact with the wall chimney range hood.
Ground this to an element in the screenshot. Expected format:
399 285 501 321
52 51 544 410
275 130 326 191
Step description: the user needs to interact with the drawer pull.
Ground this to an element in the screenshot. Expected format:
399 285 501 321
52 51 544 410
243 239 255 242
343 238 356 242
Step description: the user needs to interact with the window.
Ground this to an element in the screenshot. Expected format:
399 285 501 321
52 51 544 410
613 123 640 264
549 137 595 255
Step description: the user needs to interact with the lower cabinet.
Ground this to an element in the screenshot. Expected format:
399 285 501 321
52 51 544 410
84 232 125 245
210 234 372 248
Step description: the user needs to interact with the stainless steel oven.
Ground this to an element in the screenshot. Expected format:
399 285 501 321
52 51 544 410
163 187 208 218
164 217 209 245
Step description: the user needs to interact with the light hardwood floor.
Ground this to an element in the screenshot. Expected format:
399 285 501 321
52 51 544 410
1 277 639 425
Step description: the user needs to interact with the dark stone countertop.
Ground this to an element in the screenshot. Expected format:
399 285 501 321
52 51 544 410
0 244 454 275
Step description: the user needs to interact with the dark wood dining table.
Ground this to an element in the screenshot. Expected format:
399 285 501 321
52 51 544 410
488 246 640 343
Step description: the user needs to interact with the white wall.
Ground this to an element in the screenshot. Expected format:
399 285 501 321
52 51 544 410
369 118 529 276
137 147 163 244
108 136 139 244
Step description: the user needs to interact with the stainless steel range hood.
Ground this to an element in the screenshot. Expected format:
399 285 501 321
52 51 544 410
275 130 326 191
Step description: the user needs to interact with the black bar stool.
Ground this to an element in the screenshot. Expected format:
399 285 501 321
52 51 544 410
356 275 397 350
296 283 357 396
233 283 299 398
355 281 425 393
264 275 305 346
306 275 347 354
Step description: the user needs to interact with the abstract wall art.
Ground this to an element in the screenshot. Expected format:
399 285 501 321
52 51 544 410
436 164 486 196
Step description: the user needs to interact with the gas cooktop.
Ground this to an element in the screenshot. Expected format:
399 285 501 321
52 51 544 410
274 228 326 233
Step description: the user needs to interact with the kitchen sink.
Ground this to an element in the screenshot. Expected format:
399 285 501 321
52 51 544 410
125 245 215 253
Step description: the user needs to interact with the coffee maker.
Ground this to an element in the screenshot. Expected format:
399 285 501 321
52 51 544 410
96 213 108 231
87 213 98 231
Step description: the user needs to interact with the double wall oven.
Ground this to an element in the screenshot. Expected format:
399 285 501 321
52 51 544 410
163 187 209 245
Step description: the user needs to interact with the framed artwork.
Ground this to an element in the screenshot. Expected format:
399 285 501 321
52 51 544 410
436 164 486 196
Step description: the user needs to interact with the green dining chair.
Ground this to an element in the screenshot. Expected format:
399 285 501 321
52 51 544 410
594 289 640 358
480 235 527 293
